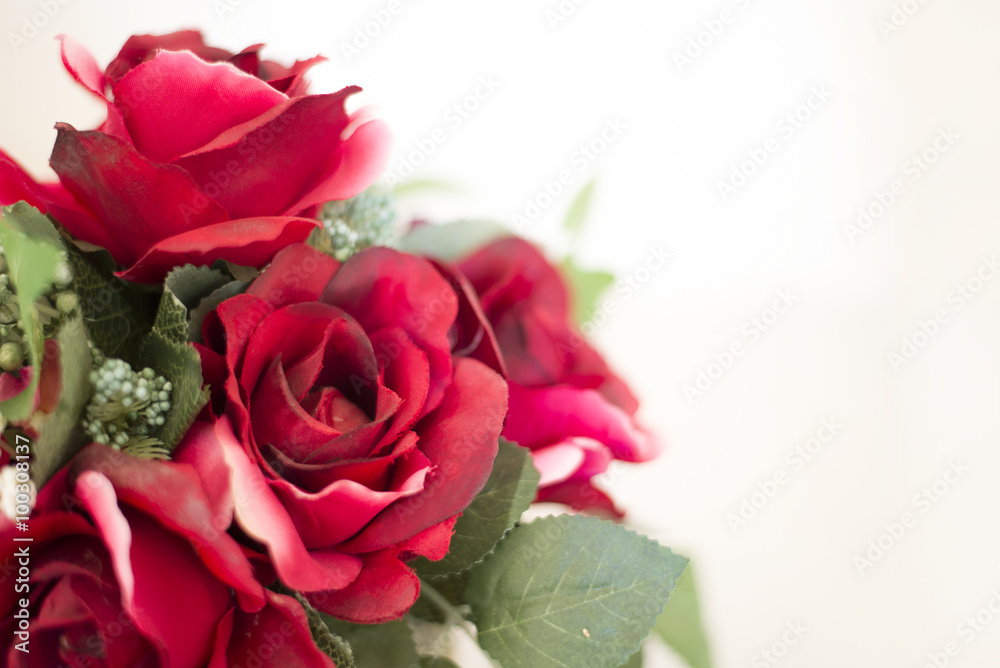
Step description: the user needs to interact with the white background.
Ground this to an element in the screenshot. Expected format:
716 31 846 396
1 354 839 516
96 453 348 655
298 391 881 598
3 1 1000 666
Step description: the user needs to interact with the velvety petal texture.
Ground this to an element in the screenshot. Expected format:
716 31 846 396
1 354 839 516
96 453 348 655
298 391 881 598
191 243 508 623
0 445 315 668
456 237 661 512
1 33 388 283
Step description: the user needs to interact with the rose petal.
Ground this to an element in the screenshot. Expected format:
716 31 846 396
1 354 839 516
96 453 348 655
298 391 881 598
504 384 660 463
50 124 229 265
116 215 319 283
227 591 336 668
307 549 419 624
114 50 286 163
342 357 506 552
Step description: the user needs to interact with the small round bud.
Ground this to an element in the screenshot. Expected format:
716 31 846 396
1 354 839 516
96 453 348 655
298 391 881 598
0 341 25 372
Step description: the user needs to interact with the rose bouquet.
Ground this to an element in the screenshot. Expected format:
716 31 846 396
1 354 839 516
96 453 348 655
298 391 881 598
0 32 709 668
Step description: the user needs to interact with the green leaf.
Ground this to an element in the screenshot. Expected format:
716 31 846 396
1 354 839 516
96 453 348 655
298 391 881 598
29 314 93 486
0 203 65 420
409 572 470 625
155 265 231 344
186 280 246 343
322 616 419 668
563 180 596 237
398 220 510 261
653 564 712 668
415 439 540 577
392 179 462 197
290 591 356 668
465 515 689 668
66 245 152 361
619 648 643 668
419 657 460 668
135 331 209 450
164 265 231 310
560 257 615 325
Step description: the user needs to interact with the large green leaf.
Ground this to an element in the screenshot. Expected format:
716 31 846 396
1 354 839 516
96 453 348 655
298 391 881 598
465 515 688 668
409 572 470 625
653 564 712 668
0 203 64 420
415 439 540 577
322 616 419 668
135 331 209 450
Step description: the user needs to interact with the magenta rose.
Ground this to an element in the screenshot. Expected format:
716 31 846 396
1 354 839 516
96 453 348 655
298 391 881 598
456 237 660 515
0 444 335 668
184 242 508 623
0 33 388 282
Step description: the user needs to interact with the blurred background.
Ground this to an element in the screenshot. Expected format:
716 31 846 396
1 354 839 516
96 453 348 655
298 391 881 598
3 1 1000 665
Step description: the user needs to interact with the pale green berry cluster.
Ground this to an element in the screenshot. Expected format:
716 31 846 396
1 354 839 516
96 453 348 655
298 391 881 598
0 241 76 373
84 347 172 457
312 187 396 261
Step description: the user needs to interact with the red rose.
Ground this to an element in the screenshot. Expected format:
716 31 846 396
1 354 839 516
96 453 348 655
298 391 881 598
0 444 334 668
456 237 660 515
183 243 508 623
0 34 389 282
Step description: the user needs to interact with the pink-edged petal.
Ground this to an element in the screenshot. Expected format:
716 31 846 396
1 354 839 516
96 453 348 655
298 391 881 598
72 472 136 614
307 549 419 624
227 591 336 668
504 384 660 462
116 216 319 283
70 443 266 611
247 242 340 308
342 357 507 552
209 417 364 592
323 247 458 412
114 50 286 163
50 124 229 264
530 443 587 487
